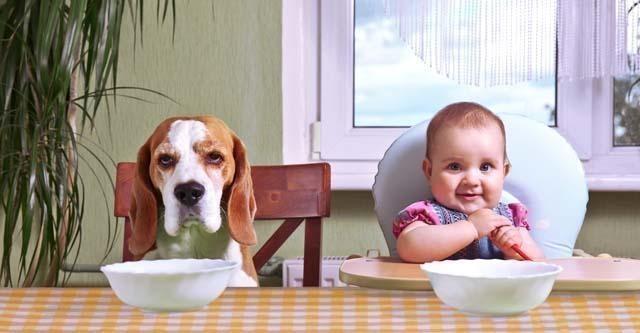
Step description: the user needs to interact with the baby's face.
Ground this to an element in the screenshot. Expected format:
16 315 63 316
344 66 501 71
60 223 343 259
424 124 508 215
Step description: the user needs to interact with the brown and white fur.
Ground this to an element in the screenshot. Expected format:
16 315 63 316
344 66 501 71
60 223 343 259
128 116 258 287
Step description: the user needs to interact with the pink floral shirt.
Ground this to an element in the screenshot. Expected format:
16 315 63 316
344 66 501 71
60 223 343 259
392 200 530 259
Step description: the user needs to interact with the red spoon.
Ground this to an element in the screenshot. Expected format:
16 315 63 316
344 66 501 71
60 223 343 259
511 244 533 261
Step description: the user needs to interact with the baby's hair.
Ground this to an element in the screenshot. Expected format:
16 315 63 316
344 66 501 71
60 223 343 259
425 102 509 165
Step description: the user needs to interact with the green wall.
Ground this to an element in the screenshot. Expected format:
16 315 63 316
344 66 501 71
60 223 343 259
68 1 640 286
575 192 640 258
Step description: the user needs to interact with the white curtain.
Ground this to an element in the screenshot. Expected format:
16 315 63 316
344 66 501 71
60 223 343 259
383 0 637 86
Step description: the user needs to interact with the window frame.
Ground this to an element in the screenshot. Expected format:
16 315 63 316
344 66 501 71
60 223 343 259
283 0 640 191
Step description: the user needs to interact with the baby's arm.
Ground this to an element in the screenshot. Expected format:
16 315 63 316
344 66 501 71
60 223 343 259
396 220 477 263
517 228 545 259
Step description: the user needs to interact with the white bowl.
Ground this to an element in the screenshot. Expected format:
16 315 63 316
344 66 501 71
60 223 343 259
420 259 562 316
101 259 239 312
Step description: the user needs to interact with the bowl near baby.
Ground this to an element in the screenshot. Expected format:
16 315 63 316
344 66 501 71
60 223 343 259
420 259 562 316
101 258 238 312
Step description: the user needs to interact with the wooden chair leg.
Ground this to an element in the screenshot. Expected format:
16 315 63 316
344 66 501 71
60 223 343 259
303 217 322 287
252 218 304 272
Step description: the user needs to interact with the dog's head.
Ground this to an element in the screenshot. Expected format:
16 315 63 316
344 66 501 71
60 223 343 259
128 116 257 257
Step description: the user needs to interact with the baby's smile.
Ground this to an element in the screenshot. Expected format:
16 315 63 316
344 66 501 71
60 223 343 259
456 192 481 201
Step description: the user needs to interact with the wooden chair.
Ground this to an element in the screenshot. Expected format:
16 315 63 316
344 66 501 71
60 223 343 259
114 162 331 286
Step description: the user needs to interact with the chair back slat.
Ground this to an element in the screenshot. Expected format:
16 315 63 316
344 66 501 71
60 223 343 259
252 164 331 219
114 163 136 217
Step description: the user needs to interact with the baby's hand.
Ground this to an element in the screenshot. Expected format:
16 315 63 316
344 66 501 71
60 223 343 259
489 225 523 253
467 209 511 239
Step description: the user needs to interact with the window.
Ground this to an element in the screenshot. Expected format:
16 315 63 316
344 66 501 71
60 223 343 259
283 0 640 190
353 1 556 128
614 76 640 146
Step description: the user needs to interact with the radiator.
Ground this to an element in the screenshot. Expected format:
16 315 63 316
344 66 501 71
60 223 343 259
282 256 348 287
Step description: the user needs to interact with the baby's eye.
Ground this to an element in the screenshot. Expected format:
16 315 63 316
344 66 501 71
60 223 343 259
447 163 461 171
480 163 493 172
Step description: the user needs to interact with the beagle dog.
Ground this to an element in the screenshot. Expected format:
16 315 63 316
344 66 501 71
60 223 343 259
129 116 258 287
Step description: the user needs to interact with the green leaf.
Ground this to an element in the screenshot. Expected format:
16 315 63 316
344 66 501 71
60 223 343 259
1 0 177 287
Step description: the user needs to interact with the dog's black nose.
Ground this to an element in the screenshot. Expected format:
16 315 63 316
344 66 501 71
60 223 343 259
174 181 205 207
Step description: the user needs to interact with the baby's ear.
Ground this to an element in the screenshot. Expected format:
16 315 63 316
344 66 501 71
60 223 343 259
504 161 511 176
422 159 433 180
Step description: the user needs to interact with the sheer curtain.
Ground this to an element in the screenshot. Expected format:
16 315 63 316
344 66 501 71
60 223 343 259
382 0 637 86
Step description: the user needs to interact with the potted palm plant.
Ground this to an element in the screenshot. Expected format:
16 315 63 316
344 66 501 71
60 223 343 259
0 0 175 287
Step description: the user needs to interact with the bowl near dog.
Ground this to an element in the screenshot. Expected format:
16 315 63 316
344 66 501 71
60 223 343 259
101 258 238 312
420 259 562 316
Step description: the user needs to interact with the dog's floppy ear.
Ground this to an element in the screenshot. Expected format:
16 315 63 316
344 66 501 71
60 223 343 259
227 134 257 246
128 137 159 258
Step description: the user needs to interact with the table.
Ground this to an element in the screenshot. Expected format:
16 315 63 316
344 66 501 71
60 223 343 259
340 257 640 291
1 287 639 331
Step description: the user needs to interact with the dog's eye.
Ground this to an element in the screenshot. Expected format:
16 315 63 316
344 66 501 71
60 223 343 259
158 155 175 168
206 152 223 165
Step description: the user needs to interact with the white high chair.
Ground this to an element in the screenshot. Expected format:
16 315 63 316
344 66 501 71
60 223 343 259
373 114 588 259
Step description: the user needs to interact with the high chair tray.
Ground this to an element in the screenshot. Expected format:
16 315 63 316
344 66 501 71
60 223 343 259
339 257 640 291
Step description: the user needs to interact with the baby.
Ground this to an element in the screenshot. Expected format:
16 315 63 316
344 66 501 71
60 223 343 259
393 102 545 263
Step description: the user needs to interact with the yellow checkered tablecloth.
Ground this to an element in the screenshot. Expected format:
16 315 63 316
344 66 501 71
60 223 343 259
0 288 638 332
